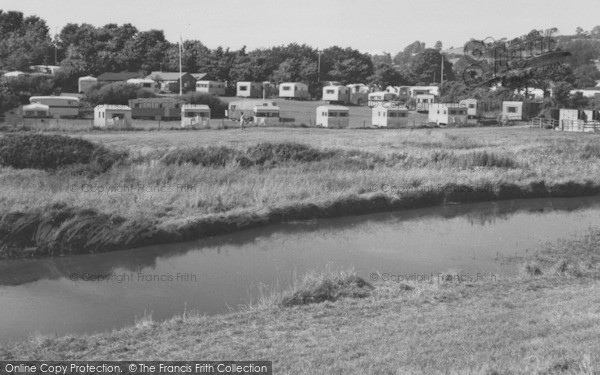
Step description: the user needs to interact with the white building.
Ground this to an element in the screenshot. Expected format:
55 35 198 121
316 105 349 128
428 103 468 125
501 101 523 121
94 105 132 128
279 82 309 100
372 107 409 128
196 80 226 96
181 104 211 128
78 76 97 93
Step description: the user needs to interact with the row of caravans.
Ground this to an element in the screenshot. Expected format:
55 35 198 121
92 104 211 128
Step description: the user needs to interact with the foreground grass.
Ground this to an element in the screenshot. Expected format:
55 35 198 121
3 229 600 374
3 127 600 257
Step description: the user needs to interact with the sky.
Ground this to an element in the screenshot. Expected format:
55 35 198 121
2 0 600 55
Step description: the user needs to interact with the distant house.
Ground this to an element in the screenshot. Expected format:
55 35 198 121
78 76 97 93
316 105 349 128
145 72 196 93
196 80 226 96
97 72 141 83
94 105 132 128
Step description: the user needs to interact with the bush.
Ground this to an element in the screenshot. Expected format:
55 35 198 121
160 146 238 167
244 142 336 166
0 133 126 171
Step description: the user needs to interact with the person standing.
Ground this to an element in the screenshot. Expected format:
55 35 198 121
240 113 246 130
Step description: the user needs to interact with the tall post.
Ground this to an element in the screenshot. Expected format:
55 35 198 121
440 53 444 96
179 35 183 96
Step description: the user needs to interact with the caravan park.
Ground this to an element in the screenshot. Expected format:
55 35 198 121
1 1 600 373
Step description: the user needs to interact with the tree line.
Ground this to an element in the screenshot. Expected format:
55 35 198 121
2 9 600 113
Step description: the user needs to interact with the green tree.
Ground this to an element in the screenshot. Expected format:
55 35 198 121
411 48 454 85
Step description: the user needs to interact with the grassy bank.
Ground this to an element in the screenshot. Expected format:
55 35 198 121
3 127 600 257
3 228 600 374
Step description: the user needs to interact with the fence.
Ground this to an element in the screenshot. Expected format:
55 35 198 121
557 119 600 132
529 117 560 129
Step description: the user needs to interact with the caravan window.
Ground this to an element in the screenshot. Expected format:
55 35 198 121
508 107 517 113
338 112 348 117
239 85 248 91
326 89 334 94
283 86 291 91
468 104 475 108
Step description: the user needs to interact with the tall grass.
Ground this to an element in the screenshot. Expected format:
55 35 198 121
279 267 374 307
0 133 127 171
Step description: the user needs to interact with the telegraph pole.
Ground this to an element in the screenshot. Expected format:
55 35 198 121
440 53 444 96
179 35 183 96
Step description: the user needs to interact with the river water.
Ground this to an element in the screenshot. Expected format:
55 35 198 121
1 196 600 343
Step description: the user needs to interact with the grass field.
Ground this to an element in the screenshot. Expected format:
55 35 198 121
2 126 600 257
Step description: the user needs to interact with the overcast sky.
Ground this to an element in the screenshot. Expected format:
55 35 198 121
3 0 599 54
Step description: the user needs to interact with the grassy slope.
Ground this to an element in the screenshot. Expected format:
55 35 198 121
3 230 600 374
